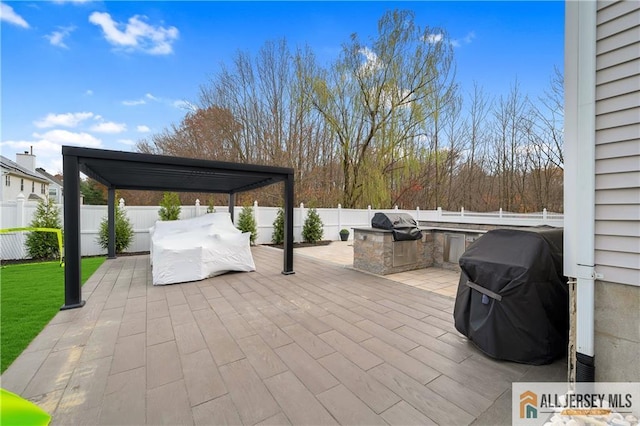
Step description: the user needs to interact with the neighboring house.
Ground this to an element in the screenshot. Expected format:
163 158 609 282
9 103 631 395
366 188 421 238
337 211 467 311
36 167 64 204
0 153 49 203
565 1 639 381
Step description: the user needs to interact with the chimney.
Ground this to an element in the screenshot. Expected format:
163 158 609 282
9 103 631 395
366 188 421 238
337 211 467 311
16 149 36 172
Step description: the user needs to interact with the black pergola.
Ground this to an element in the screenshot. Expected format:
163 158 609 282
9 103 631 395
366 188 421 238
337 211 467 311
62 146 295 310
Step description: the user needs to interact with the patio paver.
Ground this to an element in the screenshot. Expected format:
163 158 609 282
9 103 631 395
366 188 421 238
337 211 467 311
1 245 566 425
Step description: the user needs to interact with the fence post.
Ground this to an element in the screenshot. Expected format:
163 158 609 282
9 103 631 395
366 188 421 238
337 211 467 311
461 207 465 217
499 208 503 219
195 199 200 216
337 203 342 234
394 205 399 211
298 203 305 242
543 208 548 220
253 200 260 240
367 205 372 223
437 206 442 220
416 206 420 221
16 193 25 227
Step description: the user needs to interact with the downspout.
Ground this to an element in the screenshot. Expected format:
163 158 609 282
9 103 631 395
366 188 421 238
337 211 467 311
564 0 598 382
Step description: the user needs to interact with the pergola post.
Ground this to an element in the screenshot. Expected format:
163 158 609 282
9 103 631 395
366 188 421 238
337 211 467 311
282 173 295 275
229 193 235 223
61 154 85 310
107 186 116 259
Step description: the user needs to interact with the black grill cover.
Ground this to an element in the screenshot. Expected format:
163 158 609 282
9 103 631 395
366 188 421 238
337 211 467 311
453 228 568 365
371 212 423 241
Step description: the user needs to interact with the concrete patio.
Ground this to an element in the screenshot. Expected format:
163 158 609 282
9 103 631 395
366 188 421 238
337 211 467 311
1 243 565 425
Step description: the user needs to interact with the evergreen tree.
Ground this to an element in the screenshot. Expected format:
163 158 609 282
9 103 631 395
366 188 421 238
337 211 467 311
302 208 324 243
271 208 284 244
236 206 258 245
80 179 106 205
26 198 62 260
159 192 181 221
206 197 216 213
97 204 134 253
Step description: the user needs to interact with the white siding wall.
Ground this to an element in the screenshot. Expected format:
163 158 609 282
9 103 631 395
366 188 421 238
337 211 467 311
0 172 47 202
595 1 640 286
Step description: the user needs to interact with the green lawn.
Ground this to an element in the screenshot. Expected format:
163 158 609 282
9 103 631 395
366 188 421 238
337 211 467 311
0 257 106 373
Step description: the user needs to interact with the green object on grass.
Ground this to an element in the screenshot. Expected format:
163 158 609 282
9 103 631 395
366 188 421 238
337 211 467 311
0 257 105 373
0 388 51 425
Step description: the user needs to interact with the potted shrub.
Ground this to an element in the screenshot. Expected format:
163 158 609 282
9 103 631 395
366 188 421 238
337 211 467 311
339 228 350 241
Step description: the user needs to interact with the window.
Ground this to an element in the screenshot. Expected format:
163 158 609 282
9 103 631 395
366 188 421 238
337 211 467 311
4 175 9 186
20 179 24 191
31 181 35 193
49 187 57 198
41 183 46 194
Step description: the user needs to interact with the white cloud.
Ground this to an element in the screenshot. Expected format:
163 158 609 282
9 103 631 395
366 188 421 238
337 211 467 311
359 47 378 65
1 130 102 174
358 47 381 76
136 125 150 133
89 12 179 55
464 31 476 43
451 31 476 48
1 3 29 28
145 93 158 101
85 89 93 96
53 0 95 4
45 26 75 49
32 129 102 146
34 112 94 128
90 121 127 133
426 33 443 44
117 139 135 146
122 98 146 106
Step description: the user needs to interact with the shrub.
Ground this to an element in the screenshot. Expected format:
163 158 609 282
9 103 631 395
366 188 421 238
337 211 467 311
26 198 62 260
271 208 284 244
302 208 324 243
159 192 181 221
206 198 216 213
97 204 134 253
237 206 258 245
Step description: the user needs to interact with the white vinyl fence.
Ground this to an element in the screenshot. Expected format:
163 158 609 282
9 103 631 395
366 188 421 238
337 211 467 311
0 195 563 260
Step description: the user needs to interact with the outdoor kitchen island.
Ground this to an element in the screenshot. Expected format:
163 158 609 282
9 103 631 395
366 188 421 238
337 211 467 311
353 226 485 275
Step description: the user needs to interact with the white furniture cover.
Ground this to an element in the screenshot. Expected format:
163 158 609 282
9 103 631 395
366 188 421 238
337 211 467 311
150 213 255 285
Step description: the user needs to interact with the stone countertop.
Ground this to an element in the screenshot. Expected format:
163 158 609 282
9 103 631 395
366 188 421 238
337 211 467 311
353 226 487 234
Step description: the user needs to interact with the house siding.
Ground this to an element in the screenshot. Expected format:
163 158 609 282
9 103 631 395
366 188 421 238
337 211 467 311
594 0 640 287
0 170 49 203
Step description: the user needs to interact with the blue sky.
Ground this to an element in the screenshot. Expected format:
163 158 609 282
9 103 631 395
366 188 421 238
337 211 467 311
1 1 564 174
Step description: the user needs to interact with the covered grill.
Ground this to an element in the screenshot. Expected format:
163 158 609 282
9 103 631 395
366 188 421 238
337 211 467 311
371 212 422 241
453 228 568 365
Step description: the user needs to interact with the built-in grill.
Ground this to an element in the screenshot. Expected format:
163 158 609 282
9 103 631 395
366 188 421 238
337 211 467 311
371 212 423 267
371 212 423 241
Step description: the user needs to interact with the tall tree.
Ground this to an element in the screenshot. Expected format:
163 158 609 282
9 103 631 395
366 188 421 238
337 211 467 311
80 178 106 205
306 10 455 208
